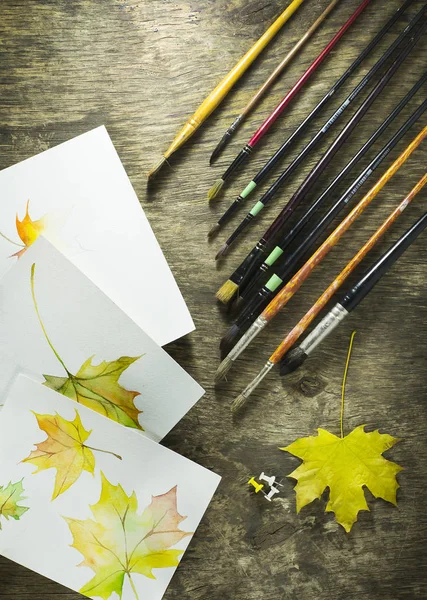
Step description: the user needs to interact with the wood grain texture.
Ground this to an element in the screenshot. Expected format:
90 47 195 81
0 0 426 598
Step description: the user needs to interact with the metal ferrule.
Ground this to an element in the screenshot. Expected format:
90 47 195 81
242 361 275 399
229 115 244 133
300 303 348 356
229 315 268 360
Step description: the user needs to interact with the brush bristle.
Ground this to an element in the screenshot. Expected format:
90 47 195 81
208 223 220 238
147 156 167 180
219 324 241 360
231 392 248 414
208 178 225 201
214 356 233 384
216 280 239 304
215 243 229 261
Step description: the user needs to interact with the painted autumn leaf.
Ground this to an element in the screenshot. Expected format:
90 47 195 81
31 262 144 430
0 200 47 258
66 474 192 600
22 410 121 500
0 480 29 529
43 356 143 430
16 200 46 250
281 425 402 532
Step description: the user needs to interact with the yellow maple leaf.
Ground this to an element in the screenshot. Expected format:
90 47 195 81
43 355 143 430
0 480 29 528
22 410 120 500
281 425 403 532
66 473 192 600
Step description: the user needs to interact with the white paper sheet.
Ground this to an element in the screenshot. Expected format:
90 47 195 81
0 236 204 442
0 126 194 346
0 375 220 600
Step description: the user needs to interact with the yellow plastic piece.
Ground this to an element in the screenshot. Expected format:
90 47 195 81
248 477 264 494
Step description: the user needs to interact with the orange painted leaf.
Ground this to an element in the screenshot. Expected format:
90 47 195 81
66 474 192 599
13 200 46 257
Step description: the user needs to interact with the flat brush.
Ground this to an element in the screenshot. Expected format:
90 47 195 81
215 124 427 383
280 205 427 379
219 94 427 357
218 68 427 258
209 0 421 231
207 0 372 201
233 175 427 412
147 0 306 179
210 0 342 164
214 17 426 261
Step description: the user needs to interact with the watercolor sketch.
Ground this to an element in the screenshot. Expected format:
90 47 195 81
0 200 46 258
0 480 29 529
23 410 122 500
31 262 145 430
0 128 195 346
66 475 191 600
0 376 220 600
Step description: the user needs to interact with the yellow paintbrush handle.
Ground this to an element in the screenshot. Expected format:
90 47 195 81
164 0 305 159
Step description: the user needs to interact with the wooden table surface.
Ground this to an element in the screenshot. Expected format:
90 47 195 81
1 0 426 598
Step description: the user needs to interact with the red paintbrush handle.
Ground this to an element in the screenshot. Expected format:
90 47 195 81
248 0 372 148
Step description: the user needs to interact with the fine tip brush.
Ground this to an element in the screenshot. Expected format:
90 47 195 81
231 173 427 412
209 0 342 164
147 0 306 180
215 125 427 383
207 0 372 201
208 0 421 231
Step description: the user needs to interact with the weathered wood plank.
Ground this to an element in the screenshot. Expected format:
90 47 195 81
0 0 426 598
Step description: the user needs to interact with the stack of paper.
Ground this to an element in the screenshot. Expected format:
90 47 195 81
0 128 220 599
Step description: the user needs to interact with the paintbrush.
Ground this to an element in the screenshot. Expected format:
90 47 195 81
147 0 306 180
210 0 342 164
219 91 427 358
217 69 427 259
214 18 426 262
280 205 427 379
207 0 372 201
215 28 427 306
233 177 427 412
208 0 421 235
215 124 427 383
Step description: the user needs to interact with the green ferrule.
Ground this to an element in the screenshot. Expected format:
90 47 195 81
241 181 257 199
249 201 264 217
265 246 283 266
266 274 283 292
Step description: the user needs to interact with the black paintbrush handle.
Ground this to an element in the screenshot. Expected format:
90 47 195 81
274 97 427 281
342 211 427 312
226 70 427 251
263 18 427 242
276 95 427 259
253 0 419 186
238 96 427 309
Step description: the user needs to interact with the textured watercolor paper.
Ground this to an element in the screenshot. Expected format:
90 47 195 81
0 126 194 346
0 375 220 600
0 236 204 442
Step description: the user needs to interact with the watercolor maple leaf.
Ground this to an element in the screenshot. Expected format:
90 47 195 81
66 474 192 600
0 480 29 528
31 263 144 430
282 426 402 532
22 410 121 500
0 200 46 258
